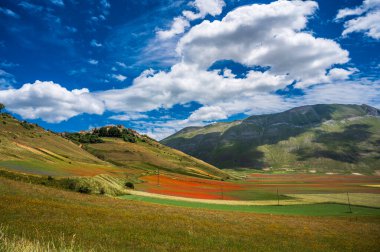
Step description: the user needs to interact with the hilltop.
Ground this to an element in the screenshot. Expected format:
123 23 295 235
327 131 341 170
162 104 380 174
0 115 229 185
63 124 229 179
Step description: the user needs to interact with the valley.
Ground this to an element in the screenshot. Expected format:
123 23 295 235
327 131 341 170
0 107 379 251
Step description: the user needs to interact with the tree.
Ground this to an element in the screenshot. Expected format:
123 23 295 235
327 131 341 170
108 126 121 137
99 127 108 137
0 103 4 113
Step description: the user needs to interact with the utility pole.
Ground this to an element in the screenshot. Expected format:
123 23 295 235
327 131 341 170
347 192 352 213
277 188 280 206
221 185 224 200
157 167 160 187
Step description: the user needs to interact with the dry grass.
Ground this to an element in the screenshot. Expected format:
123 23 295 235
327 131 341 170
1 177 380 251
0 226 83 252
287 193 380 208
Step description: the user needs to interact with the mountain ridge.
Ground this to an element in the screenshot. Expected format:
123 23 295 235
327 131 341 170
161 104 380 174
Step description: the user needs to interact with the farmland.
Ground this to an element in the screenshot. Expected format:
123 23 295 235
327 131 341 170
1 113 380 251
1 176 380 251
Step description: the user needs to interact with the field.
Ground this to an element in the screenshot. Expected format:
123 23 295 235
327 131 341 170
134 171 380 206
1 113 380 251
1 176 380 251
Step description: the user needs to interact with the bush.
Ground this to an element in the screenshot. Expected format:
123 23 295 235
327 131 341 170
78 186 91 194
99 187 106 195
20 121 34 130
124 182 134 189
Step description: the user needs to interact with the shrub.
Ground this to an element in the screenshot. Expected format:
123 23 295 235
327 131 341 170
20 121 34 130
124 182 134 189
78 186 91 194
100 187 106 195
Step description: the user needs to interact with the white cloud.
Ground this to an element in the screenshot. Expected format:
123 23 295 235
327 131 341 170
0 69 16 89
112 74 127 82
188 106 227 121
88 59 99 65
116 62 127 68
178 0 349 87
50 0 64 7
187 0 225 19
0 7 20 18
90 39 102 47
327 67 358 81
157 17 190 40
109 113 148 121
4 0 378 140
336 0 380 39
18 2 43 12
158 0 225 40
0 81 105 123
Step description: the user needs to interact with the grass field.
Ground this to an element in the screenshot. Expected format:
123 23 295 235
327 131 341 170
1 177 380 251
120 194 380 216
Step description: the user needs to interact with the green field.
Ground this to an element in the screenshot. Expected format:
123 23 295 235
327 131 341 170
119 195 380 216
1 177 380 251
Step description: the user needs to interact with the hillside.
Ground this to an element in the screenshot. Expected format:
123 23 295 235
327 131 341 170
0 114 228 182
0 113 122 177
162 104 380 174
77 126 229 179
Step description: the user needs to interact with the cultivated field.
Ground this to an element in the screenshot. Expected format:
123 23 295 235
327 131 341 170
1 177 380 251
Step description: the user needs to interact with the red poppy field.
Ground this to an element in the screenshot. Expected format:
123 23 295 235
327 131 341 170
136 172 380 201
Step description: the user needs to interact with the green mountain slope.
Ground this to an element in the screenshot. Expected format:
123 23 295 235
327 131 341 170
161 104 380 174
0 114 228 180
81 130 229 179
0 113 121 177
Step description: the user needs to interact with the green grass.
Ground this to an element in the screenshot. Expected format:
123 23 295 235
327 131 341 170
225 189 292 201
1 177 380 251
85 137 230 179
119 194 380 216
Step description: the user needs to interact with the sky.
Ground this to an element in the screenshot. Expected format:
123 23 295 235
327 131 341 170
0 0 379 139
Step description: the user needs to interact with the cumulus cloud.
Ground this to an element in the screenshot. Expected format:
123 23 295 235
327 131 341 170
4 0 378 141
178 0 349 87
336 0 380 39
157 0 225 40
112 74 127 82
188 106 227 121
184 0 225 20
157 17 190 40
0 81 104 122
100 1 350 115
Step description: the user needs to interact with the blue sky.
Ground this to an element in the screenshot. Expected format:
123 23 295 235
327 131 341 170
0 0 379 139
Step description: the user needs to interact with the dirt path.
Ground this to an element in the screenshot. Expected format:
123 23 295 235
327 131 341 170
123 189 314 206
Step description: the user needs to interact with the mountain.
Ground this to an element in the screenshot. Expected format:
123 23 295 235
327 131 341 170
161 104 380 174
0 114 228 181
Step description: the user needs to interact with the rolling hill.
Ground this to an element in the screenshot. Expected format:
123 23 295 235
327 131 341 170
0 114 228 183
80 129 229 179
161 104 380 174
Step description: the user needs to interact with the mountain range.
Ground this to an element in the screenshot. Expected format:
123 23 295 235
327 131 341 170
161 104 380 174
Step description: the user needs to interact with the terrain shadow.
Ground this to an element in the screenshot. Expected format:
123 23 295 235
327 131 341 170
296 124 372 163
165 105 341 169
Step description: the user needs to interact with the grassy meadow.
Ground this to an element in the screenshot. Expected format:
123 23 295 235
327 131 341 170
1 176 380 251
